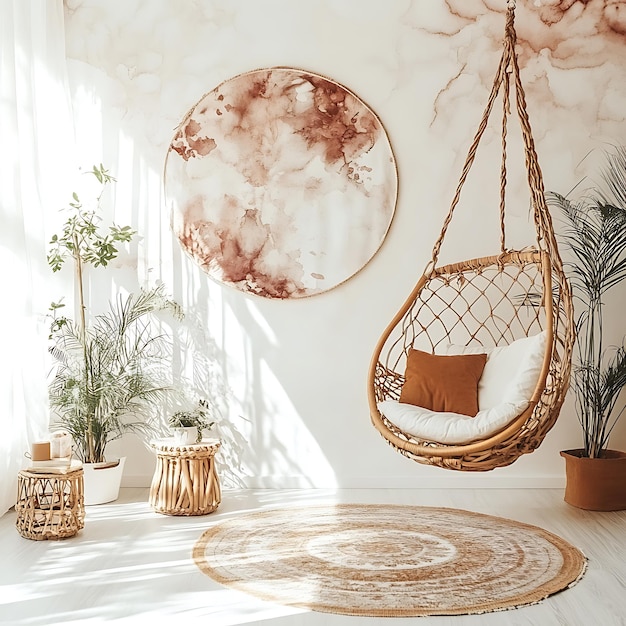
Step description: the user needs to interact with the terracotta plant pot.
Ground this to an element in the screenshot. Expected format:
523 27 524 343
561 449 626 511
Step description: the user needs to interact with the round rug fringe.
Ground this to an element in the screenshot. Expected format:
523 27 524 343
193 504 587 617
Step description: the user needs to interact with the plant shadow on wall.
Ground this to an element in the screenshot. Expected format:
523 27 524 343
548 146 626 510
47 165 247 488
166 305 248 487
213 288 339 488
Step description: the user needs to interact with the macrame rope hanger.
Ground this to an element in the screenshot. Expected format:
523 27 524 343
426 0 556 277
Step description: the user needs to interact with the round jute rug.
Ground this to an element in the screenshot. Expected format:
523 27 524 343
193 504 586 617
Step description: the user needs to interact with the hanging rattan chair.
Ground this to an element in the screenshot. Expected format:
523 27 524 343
367 2 575 471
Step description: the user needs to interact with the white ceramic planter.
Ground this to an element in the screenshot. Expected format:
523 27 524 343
172 427 198 445
82 457 126 505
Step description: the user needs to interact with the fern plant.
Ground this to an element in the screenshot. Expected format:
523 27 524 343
48 166 181 463
168 399 215 443
548 147 626 458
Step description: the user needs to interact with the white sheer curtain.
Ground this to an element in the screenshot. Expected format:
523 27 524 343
0 0 75 515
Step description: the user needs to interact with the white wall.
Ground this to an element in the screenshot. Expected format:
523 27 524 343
61 0 626 488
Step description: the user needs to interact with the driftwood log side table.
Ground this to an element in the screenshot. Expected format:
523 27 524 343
149 439 221 516
16 468 85 540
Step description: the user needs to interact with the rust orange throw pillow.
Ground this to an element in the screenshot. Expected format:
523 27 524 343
399 350 487 416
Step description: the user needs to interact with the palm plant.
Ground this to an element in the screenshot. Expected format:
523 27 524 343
548 147 626 458
48 165 182 463
50 286 181 462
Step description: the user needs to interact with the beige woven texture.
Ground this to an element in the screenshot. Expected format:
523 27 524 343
15 469 85 540
368 5 575 471
149 441 221 515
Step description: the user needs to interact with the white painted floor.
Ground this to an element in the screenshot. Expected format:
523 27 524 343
1 488 625 626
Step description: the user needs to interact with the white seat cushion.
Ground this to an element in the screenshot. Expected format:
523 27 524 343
378 331 547 444
378 399 529 445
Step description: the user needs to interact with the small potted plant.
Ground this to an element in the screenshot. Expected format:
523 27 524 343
548 146 626 511
168 399 215 444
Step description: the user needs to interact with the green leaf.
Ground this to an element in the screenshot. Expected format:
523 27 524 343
92 165 103 184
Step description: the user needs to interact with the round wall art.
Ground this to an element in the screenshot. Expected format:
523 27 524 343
164 67 397 299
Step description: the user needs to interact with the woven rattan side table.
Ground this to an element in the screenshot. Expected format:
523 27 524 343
149 439 221 516
15 468 85 540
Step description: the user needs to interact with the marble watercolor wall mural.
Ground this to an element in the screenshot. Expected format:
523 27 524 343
164 68 398 299
427 0 626 144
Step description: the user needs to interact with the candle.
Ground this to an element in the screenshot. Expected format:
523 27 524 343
31 441 50 461
50 431 72 458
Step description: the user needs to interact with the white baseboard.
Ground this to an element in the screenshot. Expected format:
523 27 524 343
123 473 566 490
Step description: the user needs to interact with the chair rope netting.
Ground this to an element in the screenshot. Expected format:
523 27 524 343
367 2 575 471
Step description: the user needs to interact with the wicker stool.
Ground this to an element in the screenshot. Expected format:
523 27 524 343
149 439 221 516
16 468 85 540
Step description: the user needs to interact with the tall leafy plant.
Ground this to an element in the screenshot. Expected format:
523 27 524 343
48 165 181 463
548 147 626 458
